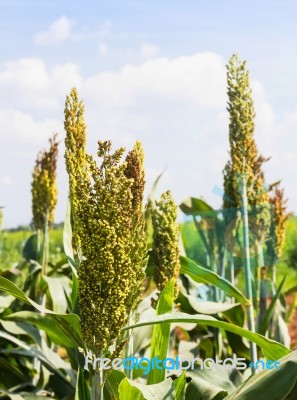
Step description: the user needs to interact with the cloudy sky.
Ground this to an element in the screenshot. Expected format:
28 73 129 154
0 0 297 227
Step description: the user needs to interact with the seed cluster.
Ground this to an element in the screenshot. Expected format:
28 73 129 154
268 184 289 260
223 54 270 240
31 134 58 230
152 190 180 299
64 88 147 355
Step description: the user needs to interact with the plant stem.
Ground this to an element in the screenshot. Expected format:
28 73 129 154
229 253 235 303
91 352 104 400
257 244 267 329
255 243 265 310
36 228 41 263
241 177 258 372
41 213 49 276
126 313 134 380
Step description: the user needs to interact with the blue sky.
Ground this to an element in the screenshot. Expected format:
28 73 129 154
0 0 297 227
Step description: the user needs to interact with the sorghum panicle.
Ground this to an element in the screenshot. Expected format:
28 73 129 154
268 183 290 261
223 54 270 241
64 88 147 356
152 190 180 299
31 134 58 230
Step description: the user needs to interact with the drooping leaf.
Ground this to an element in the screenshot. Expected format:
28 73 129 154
224 351 297 400
43 275 71 314
0 330 74 389
173 372 187 400
0 277 84 348
118 377 174 400
259 277 285 335
6 311 79 348
22 234 38 262
105 370 126 400
185 374 228 400
75 366 91 400
124 312 290 360
180 197 214 216
180 256 250 306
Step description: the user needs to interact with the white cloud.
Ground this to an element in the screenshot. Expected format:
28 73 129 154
84 52 227 110
0 108 61 143
0 58 81 111
1 50 297 226
98 43 107 54
34 16 76 46
140 43 160 59
0 174 13 186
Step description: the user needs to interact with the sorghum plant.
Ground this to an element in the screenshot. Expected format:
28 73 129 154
267 183 289 283
152 190 180 300
31 134 58 231
222 54 270 290
31 134 58 272
64 89 147 388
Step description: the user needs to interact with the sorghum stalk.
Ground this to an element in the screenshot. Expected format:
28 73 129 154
267 183 289 286
222 54 270 309
151 190 181 300
31 134 58 274
123 140 146 380
241 176 258 372
64 88 147 398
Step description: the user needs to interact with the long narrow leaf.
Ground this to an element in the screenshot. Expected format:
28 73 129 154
147 279 175 384
6 311 79 348
224 351 297 400
118 377 174 400
124 312 290 360
259 277 286 335
180 256 250 306
0 277 84 348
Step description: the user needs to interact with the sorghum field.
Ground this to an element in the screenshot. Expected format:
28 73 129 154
1 55 297 400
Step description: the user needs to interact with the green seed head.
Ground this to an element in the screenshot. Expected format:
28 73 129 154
223 54 270 242
31 134 58 230
152 190 180 299
64 89 147 355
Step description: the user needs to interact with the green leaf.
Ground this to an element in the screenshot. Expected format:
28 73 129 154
180 197 214 216
0 276 49 313
0 330 74 389
118 378 144 400
187 367 243 395
274 315 291 348
6 311 79 348
105 370 126 400
63 199 77 274
224 351 297 400
14 394 54 400
0 319 41 345
173 372 187 400
185 374 228 400
118 377 174 400
22 234 38 261
0 391 25 400
43 275 71 314
180 256 250 306
180 292 240 315
0 277 84 348
0 357 28 385
75 366 91 400
147 279 175 384
259 278 285 335
124 312 290 360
